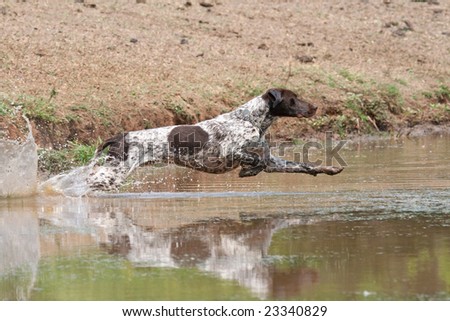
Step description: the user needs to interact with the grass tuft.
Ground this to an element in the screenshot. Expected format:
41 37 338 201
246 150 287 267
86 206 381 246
38 141 98 174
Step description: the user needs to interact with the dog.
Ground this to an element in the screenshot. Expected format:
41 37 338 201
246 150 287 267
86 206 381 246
88 88 343 190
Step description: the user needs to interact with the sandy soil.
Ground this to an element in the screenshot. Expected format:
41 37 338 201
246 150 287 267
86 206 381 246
1 0 449 147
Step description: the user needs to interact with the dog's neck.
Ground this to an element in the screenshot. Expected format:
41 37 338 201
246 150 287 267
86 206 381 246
229 96 276 134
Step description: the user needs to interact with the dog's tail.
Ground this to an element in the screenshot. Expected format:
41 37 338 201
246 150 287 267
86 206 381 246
96 132 129 161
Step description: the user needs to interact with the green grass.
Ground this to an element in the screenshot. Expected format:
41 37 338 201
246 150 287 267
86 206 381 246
18 95 58 123
90 103 112 126
245 85 265 98
338 69 365 84
395 78 408 86
38 148 72 174
307 115 331 131
339 69 356 82
69 104 89 111
422 84 449 103
429 103 450 124
303 75 401 136
345 93 368 122
383 83 401 100
343 92 392 132
327 75 338 88
0 101 13 116
69 141 97 165
335 114 356 138
434 84 450 103
38 142 98 174
165 101 194 123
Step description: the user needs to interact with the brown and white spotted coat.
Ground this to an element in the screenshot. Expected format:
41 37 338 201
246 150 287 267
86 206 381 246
88 88 343 190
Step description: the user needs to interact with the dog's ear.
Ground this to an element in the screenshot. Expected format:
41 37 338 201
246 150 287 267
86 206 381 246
267 89 284 109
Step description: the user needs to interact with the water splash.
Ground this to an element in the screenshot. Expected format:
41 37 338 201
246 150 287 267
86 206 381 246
38 164 94 197
0 114 98 197
39 158 132 197
0 118 37 198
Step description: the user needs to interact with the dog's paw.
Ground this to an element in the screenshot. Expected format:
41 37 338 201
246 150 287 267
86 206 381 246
314 165 344 175
323 166 344 175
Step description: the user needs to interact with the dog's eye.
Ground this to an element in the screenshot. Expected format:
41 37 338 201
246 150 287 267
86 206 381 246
290 98 295 106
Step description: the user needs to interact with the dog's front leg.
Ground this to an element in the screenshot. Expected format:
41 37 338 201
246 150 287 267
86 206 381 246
238 141 271 177
264 155 344 176
239 164 265 177
238 153 266 177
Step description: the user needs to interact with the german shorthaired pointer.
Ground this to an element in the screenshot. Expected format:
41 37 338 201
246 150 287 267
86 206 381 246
88 88 343 190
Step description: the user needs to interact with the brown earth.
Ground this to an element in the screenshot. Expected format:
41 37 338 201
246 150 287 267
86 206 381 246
1 0 449 148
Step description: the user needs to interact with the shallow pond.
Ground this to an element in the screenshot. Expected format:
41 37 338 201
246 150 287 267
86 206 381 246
1 137 449 300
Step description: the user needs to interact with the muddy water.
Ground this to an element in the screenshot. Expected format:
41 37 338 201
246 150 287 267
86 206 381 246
1 137 449 300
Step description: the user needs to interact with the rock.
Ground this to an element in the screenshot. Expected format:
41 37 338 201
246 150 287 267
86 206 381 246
295 55 316 63
258 43 268 50
130 38 138 43
393 29 406 37
406 124 450 138
384 21 399 28
388 21 413 37
180 38 189 45
403 20 414 31
199 1 214 8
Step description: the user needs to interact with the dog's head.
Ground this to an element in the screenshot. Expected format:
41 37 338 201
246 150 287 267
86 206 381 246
262 88 317 118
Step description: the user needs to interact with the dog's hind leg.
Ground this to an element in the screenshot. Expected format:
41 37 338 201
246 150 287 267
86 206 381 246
88 133 132 191
87 161 130 191
97 132 129 160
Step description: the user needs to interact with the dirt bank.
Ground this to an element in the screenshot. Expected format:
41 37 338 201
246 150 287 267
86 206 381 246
1 0 449 149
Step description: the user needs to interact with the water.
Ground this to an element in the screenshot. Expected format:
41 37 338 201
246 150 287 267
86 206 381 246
0 136 449 300
38 165 93 197
0 119 37 197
